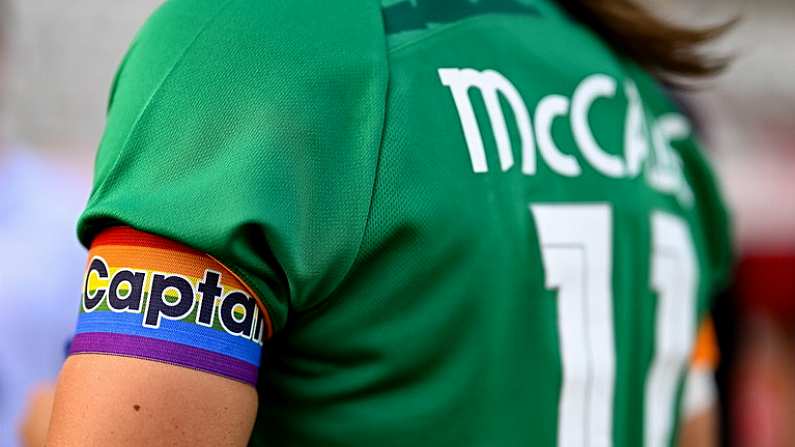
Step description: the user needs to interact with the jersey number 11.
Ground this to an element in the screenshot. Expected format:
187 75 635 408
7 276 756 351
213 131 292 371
530 204 697 447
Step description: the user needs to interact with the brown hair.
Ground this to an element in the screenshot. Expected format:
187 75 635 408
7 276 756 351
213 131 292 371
556 0 735 84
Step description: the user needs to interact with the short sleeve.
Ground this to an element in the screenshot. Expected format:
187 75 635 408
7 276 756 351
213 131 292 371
78 0 389 333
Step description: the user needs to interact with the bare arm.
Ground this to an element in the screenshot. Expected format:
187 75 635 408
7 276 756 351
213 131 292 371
47 355 258 447
19 384 56 447
679 404 718 447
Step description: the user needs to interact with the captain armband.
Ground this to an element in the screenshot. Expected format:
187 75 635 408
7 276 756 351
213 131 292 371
70 227 272 386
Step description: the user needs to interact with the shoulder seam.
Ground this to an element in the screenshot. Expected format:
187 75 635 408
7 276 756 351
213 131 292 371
389 14 492 55
322 3 391 308
389 13 529 55
349 15 391 289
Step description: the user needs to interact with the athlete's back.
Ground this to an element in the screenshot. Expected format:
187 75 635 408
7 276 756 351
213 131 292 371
54 1 732 446
257 1 731 445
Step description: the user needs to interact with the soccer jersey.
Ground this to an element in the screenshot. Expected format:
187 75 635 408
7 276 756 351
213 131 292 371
71 0 733 446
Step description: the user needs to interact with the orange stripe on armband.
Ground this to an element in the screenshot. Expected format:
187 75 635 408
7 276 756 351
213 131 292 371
86 226 273 339
691 318 719 369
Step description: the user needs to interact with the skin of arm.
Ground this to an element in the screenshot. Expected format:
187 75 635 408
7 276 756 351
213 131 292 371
46 354 258 447
679 404 718 447
19 384 56 447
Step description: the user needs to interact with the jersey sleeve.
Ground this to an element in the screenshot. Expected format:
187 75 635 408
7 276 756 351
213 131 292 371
77 0 389 336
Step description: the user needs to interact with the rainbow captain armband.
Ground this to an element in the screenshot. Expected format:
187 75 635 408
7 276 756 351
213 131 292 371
70 227 272 386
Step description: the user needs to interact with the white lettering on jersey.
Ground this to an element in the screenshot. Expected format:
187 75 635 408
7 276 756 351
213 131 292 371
536 94 581 177
438 68 536 174
571 74 626 178
623 80 651 177
648 114 695 205
438 68 694 205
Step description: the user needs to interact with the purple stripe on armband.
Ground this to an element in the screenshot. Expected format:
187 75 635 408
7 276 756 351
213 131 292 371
70 332 259 386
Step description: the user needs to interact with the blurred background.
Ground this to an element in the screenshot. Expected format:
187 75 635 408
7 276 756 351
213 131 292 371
0 1 792 446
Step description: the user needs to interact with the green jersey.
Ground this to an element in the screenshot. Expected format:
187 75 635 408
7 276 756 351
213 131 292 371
76 0 732 445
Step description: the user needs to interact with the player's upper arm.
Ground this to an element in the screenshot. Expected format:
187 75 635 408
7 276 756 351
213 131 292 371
49 0 388 444
49 355 258 447
47 228 266 446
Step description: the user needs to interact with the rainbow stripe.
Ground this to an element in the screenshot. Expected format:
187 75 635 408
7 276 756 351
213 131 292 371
70 227 269 386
